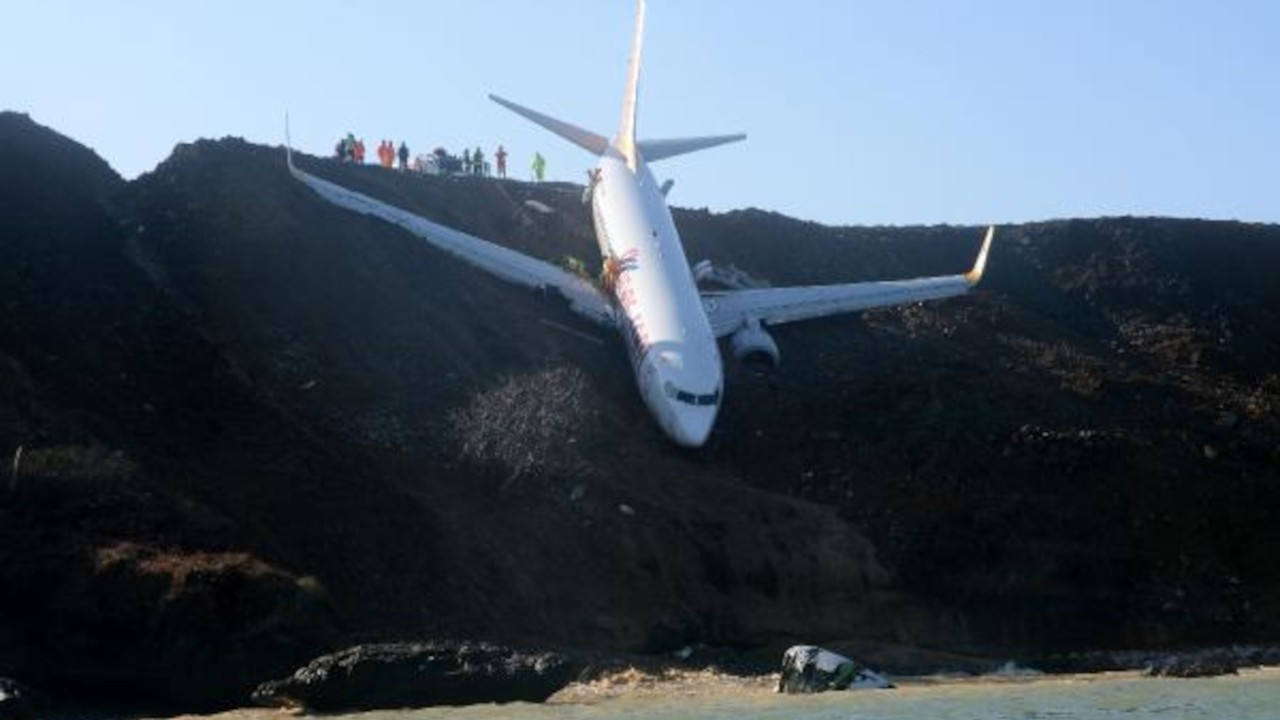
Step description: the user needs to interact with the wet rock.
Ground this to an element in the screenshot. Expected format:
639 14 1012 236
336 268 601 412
252 641 577 711
777 645 893 693
1144 653 1239 678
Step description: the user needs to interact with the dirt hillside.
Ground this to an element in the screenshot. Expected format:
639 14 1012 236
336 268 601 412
1 112 1277 711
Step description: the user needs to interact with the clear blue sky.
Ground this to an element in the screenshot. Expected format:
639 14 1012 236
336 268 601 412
4 1 1277 226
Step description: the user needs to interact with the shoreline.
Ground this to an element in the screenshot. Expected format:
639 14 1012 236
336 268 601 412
548 662 1280 705
23 642 1280 718
132 665 1280 719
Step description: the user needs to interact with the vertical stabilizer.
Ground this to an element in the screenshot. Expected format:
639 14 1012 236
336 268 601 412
617 0 646 170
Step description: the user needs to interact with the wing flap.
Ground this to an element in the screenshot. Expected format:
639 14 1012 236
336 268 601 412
288 161 616 327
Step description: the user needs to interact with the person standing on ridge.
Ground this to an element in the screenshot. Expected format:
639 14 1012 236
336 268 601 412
532 151 546 182
397 141 409 171
495 144 508 178
473 146 485 176
354 138 366 164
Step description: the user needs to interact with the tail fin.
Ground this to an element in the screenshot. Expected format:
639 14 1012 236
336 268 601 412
616 0 646 170
489 94 610 156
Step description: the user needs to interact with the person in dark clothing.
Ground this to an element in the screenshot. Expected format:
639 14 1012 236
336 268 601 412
397 141 409 170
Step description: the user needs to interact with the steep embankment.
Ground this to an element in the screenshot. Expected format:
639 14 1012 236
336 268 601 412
121 138 915 658
0 118 908 711
1 114 1277 710
287 150 1280 653
0 113 342 710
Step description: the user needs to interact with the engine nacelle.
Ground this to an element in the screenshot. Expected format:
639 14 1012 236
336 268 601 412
730 318 780 371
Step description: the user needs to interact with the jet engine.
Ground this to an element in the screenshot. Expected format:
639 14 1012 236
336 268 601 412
730 318 780 371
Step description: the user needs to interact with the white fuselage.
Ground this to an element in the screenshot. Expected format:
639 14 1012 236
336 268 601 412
591 149 722 446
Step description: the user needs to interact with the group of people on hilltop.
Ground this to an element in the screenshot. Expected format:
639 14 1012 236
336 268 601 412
375 140 409 170
332 132 547 181
335 133 364 163
335 134 409 170
456 146 495 176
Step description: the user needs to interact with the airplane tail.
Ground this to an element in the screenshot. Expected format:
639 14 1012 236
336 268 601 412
616 0 646 169
618 1 747 165
490 0 744 167
488 0 646 167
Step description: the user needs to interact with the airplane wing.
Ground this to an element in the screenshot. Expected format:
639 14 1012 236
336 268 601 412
286 151 617 328
701 227 993 337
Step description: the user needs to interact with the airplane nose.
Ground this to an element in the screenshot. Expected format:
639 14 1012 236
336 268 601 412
668 405 716 448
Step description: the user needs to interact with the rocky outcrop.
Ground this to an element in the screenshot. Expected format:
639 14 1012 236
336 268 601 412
1038 644 1280 675
776 646 893 693
0 520 340 711
252 642 577 711
1144 655 1239 678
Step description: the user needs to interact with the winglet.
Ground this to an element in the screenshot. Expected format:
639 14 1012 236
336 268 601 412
284 110 296 172
965 225 995 285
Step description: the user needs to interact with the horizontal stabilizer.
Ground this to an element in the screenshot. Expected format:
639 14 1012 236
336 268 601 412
489 94 610 156
638 134 747 163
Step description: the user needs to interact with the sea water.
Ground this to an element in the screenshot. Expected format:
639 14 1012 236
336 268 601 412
142 667 1280 720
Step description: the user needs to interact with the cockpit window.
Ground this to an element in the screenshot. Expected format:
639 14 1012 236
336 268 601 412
664 382 720 407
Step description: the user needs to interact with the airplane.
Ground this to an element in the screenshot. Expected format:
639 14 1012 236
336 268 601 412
285 0 993 448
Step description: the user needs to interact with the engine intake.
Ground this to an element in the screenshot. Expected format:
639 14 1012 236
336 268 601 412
730 318 780 371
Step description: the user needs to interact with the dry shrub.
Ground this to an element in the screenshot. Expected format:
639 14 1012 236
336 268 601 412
449 366 597 482
12 444 136 480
